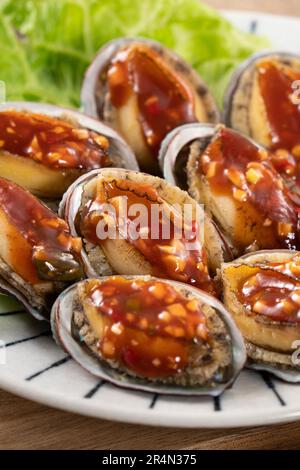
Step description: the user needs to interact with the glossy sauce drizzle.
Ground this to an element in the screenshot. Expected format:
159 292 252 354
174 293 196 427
0 111 111 169
0 177 82 283
258 60 300 151
82 277 209 378
238 256 300 323
80 178 215 294
257 60 300 184
107 44 196 156
198 127 299 252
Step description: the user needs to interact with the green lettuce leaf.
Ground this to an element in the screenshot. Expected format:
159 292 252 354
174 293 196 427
0 0 269 108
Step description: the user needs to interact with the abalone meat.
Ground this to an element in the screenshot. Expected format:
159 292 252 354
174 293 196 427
0 102 138 200
59 168 230 295
0 177 83 319
52 275 246 395
160 123 300 257
81 38 219 174
224 52 300 196
221 250 300 382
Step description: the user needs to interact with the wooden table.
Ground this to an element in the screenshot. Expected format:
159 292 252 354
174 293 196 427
1 0 300 450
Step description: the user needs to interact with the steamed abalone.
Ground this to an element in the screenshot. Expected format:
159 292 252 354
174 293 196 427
52 275 246 394
160 124 300 256
224 52 300 196
221 250 300 381
81 38 219 174
60 168 229 295
0 102 138 200
0 177 83 319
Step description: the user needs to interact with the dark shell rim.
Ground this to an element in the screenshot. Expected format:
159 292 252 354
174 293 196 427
158 122 217 186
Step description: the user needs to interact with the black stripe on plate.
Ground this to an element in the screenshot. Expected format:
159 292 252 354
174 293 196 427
260 371 286 406
149 393 159 409
26 356 71 381
0 309 26 317
249 19 258 34
84 380 106 398
4 330 51 347
213 396 222 412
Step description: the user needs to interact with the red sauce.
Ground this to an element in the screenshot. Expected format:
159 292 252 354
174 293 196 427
257 60 300 190
80 178 215 294
238 256 300 323
0 177 82 283
0 110 111 169
107 44 197 157
198 127 299 252
83 277 209 378
258 60 300 152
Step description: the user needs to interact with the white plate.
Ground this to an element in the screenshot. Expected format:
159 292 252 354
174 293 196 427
1 10 300 429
